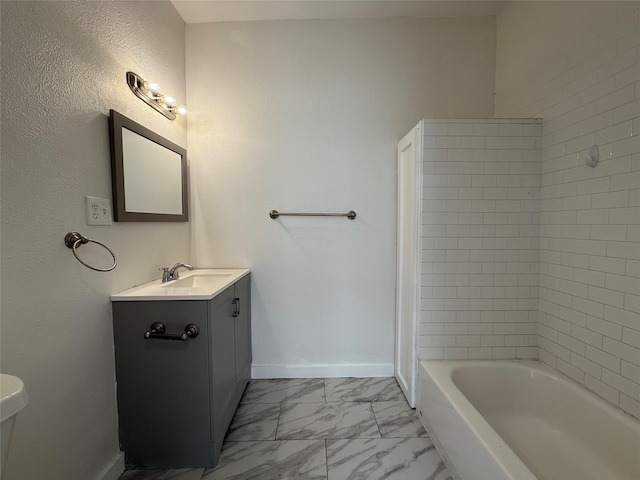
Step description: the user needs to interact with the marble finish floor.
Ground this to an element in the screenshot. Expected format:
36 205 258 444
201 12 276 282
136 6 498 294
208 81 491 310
119 377 452 480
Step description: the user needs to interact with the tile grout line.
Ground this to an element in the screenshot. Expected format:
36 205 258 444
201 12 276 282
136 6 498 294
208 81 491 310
369 401 383 438
324 439 329 480
323 376 334 477
273 401 284 441
323 377 327 403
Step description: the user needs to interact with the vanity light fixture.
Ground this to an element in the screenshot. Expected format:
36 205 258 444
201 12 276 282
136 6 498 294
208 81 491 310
126 71 187 120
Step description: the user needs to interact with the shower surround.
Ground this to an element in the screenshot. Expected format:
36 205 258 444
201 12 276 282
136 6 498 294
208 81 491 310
420 118 542 362
416 109 639 421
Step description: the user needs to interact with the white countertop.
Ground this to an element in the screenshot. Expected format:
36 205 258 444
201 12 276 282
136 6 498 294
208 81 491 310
110 268 251 301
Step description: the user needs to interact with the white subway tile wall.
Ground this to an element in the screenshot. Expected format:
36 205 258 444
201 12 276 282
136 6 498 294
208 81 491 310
495 4 639 418
420 118 542 363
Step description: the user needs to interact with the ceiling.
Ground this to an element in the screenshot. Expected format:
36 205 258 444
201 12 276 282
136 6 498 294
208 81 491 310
170 0 508 23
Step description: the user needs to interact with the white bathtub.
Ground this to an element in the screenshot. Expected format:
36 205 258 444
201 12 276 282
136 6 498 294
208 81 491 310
418 360 640 480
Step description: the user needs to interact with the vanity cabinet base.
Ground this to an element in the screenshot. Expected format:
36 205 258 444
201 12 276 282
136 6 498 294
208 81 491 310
112 274 251 468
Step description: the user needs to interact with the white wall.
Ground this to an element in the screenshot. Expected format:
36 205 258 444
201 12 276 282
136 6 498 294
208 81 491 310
496 1 640 419
420 118 542 361
186 17 496 377
1 2 188 478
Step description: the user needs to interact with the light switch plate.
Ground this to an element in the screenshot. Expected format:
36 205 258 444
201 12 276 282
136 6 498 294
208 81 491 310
85 196 113 225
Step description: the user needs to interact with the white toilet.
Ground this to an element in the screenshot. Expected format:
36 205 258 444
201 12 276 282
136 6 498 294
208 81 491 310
1 374 28 476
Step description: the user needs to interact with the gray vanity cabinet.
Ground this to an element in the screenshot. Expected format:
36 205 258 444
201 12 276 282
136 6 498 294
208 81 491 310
208 284 237 450
112 274 251 468
233 275 251 398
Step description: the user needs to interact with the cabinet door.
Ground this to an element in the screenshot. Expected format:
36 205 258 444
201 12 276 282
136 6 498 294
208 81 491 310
209 285 237 450
112 301 212 467
233 274 252 396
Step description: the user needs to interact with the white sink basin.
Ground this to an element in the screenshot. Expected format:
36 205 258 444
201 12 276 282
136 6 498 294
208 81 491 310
165 272 233 289
111 268 250 301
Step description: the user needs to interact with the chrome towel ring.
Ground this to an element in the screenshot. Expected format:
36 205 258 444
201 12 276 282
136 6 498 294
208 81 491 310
64 232 117 272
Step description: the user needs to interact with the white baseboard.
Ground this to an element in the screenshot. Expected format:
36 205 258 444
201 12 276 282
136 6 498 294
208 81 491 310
251 363 394 378
97 452 124 480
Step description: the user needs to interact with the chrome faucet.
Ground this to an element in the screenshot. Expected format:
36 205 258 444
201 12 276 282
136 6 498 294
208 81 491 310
168 263 193 281
160 263 193 282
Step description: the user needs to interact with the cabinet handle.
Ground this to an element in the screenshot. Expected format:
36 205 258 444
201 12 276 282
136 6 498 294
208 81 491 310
232 298 240 317
144 322 200 341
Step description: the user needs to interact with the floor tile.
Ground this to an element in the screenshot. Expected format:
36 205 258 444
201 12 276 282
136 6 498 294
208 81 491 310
225 403 281 441
277 402 380 439
118 468 204 480
120 377 449 480
241 378 325 404
324 377 404 402
371 401 428 438
326 438 452 480
202 440 327 480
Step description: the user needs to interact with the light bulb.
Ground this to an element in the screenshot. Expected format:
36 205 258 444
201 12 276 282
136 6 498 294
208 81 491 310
177 105 188 116
164 96 176 106
146 81 161 93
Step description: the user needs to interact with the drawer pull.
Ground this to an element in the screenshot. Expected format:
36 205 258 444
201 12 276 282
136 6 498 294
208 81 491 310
232 298 240 317
144 322 199 341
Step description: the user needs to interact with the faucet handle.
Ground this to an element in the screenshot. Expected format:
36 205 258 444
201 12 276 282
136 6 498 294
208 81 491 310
159 267 170 283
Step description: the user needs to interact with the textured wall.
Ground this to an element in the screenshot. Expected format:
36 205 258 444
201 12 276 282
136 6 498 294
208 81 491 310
1 2 187 478
419 119 542 361
186 17 496 377
496 2 640 419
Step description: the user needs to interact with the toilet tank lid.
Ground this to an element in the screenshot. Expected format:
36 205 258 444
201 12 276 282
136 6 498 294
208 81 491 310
0 374 28 421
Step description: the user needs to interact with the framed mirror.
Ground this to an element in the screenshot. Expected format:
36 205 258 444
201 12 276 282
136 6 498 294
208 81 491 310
109 109 188 222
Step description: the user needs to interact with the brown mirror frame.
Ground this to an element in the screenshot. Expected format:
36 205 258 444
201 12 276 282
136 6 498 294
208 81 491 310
109 109 188 222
